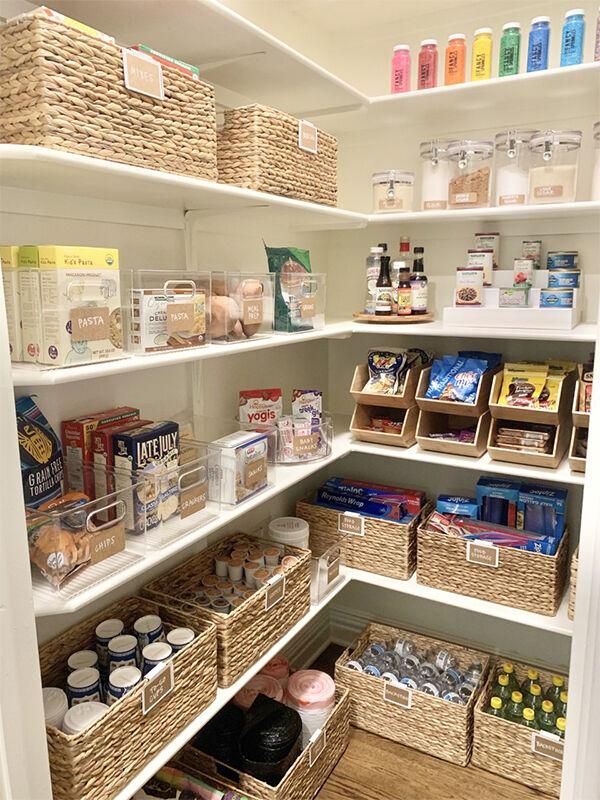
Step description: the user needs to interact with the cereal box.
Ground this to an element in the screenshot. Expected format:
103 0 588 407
92 418 151 506
0 246 22 361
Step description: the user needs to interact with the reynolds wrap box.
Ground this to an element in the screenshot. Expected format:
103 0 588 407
322 477 425 516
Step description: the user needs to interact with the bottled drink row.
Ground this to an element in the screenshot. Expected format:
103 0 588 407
364 239 429 318
390 9 598 92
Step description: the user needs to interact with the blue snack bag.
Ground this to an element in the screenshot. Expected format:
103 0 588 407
439 358 486 403
425 355 457 399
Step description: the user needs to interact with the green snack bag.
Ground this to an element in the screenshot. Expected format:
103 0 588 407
264 244 315 333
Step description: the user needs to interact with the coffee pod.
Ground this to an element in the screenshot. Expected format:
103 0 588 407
166 627 195 653
67 649 98 673
42 687 68 729
108 634 138 673
62 701 109 735
281 556 299 570
217 580 233 595
211 597 231 614
215 552 230 578
106 666 142 705
229 596 245 610
202 574 220 588
95 618 124 672
141 641 172 676
247 547 265 566
263 546 281 567
133 614 164 652
205 586 221 600
228 558 244 582
233 582 247 597
231 547 249 561
67 667 102 706
253 568 270 588
244 560 260 588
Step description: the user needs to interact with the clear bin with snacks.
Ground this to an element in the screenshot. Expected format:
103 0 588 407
210 271 275 343
273 271 326 333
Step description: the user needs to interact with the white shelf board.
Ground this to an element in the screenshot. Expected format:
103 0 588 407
348 568 573 637
367 200 600 225
111 571 351 800
349 440 585 486
351 319 598 342
46 0 367 117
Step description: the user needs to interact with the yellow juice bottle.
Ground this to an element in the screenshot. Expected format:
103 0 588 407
472 27 493 80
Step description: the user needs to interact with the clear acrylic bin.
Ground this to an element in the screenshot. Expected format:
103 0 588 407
209 271 274 343
447 139 494 209
246 413 333 464
528 129 582 205
273 272 326 333
311 539 346 604
124 270 210 354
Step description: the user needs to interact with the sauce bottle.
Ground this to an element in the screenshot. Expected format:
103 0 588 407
410 246 428 315
375 252 393 316
418 39 438 89
472 28 493 80
445 34 466 84
396 265 412 316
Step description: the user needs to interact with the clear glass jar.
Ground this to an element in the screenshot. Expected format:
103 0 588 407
447 139 494 208
372 170 415 213
592 122 600 201
494 129 535 206
528 129 582 204
419 140 456 210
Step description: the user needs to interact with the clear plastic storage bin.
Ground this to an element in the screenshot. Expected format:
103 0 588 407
246 412 333 465
528 129 582 204
447 139 494 209
273 271 326 333
494 130 535 206
209 272 274 343
124 270 210 354
311 539 346 604
592 122 600 201
419 140 456 210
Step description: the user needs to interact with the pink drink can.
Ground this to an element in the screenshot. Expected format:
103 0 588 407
418 39 438 89
391 44 411 93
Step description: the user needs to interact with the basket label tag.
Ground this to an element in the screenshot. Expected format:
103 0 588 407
308 728 327 767
265 574 286 611
466 541 499 568
166 302 194 334
383 682 412 709
327 556 340 585
70 307 110 341
242 298 264 326
246 456 267 489
338 512 364 536
89 522 126 565
531 732 564 762
298 120 318 153
180 481 207 519
300 298 316 318
293 433 320 456
123 48 164 100
142 661 174 715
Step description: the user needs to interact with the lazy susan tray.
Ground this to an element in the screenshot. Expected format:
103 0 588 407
353 312 434 324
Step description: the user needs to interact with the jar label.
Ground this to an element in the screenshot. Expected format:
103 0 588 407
383 682 412 709
123 48 164 101
378 198 403 210
142 661 174 715
166 302 194 334
242 298 264 326
309 728 327 767
300 298 316 318
534 185 564 199
338 512 364 536
298 120 318 154
293 433 320 456
466 541 499 568
411 285 428 312
423 200 447 210
70 307 110 341
246 456 267 489
531 732 564 762
89 522 126 566
451 192 478 204
499 194 526 206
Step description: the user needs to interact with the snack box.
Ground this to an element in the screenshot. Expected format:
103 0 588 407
113 421 179 534
92 418 152 505
208 430 269 505
436 495 478 518
62 407 140 497
476 477 520 528
315 486 414 523
0 246 22 360
322 477 426 516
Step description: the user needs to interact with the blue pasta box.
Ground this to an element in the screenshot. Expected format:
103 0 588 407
517 484 567 539
476 477 520 528
113 421 179 534
436 495 478 518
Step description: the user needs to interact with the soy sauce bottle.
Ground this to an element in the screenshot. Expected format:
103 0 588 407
410 246 428 315
375 250 393 316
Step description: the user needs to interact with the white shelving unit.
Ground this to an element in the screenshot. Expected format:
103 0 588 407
1 1 600 799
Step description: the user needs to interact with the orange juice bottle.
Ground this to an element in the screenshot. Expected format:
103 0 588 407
445 33 466 84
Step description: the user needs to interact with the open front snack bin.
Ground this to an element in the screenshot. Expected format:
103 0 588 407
416 410 491 458
210 272 275 343
350 361 424 409
350 403 419 448
473 659 567 796
0 8 218 180
142 533 311 687
568 426 587 473
124 270 210 354
489 369 576 426
335 622 490 765
40 595 217 800
177 689 351 800
487 417 571 469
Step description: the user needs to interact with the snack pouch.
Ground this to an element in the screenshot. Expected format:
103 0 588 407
265 244 313 333
439 358 486 403
499 363 547 407
459 350 502 372
425 355 457 399
16 395 64 508
365 350 405 394
537 374 563 410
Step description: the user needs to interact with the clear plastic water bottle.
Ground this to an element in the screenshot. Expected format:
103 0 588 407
419 662 441 681
419 680 441 697
463 661 483 686
426 647 457 672
561 9 585 66
443 690 464 704
441 667 463 691
399 672 418 690
393 637 416 658
457 681 476 702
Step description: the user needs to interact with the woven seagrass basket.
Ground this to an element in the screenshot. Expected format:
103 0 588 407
176 688 351 800
0 11 217 180
296 498 430 580
335 622 490 765
568 546 578 620
473 659 567 796
40 596 217 800
142 533 311 687
217 104 337 205
417 511 569 616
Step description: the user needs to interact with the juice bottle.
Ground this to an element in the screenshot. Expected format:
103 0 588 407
556 716 566 739
445 34 466 84
538 700 557 733
418 39 438 89
505 690 525 723
527 683 543 714
391 44 411 93
496 673 512 702
487 696 505 718
545 675 565 705
499 22 521 76
501 662 519 691
521 707 538 729
521 667 541 695
557 690 568 718
472 28 493 80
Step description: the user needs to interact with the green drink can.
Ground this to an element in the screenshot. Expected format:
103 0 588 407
499 22 521 76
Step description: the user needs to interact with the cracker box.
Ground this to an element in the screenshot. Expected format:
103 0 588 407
113 421 180 534
209 430 269 505
0 246 22 361
92 418 151 505
17 245 42 363
129 287 207 353
35 246 122 366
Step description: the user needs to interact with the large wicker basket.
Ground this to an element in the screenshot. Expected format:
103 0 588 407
296 498 428 580
0 11 217 179
217 104 337 205
473 659 567 796
176 689 351 800
40 596 217 800
568 546 578 620
335 622 490 766
142 533 311 687
417 512 569 616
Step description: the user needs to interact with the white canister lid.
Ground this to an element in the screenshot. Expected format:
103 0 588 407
503 21 521 29
448 33 466 40
167 627 195 648
142 641 172 661
67 667 100 690
420 38 438 46
62 702 109 735
109 665 142 689
95 618 124 640
393 44 410 51
474 27 493 35
372 170 415 184
269 517 309 537
531 16 551 24
67 650 98 672
108 634 138 654
565 9 585 17
133 614 162 635
42 687 68 728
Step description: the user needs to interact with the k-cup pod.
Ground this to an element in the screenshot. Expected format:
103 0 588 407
166 627 195 653
253 568 270 588
211 597 231 614
271 566 285 578
233 582 247 597
205 587 221 600
281 555 299 570
108 634 138 673
227 558 244 582
95 618 124 672
217 580 234 596
67 649 99 673
142 642 172 676
202 574 220 588
263 546 281 567
215 553 230 578
133 614 164 652
67 667 102 706
244 561 260 587
107 665 142 705
42 687 68 729
62 701 109 734
247 547 265 566
229 595 245 610
191 591 210 607
242 589 255 600
231 547 249 561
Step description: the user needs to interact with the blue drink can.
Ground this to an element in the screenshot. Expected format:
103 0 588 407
527 16 550 71
561 10 585 66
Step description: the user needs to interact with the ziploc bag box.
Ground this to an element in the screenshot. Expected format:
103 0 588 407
476 477 520 527
517 484 567 539
436 495 478 518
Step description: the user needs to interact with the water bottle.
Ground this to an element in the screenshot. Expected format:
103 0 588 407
500 662 519 691
505 690 525 723
487 696 505 718
419 662 441 682
527 17 551 72
545 675 566 705
521 707 538 729
443 690 464 704
393 637 416 658
419 679 441 697
402 653 421 672
561 9 585 66
463 661 483 686
442 667 463 690
425 647 457 672
538 700 557 732
365 642 386 659
399 673 418 690
496 673 512 702
458 681 476 702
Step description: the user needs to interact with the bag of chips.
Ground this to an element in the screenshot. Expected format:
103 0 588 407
364 349 406 394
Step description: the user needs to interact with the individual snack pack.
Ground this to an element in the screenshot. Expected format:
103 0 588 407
265 244 314 333
425 355 487 404
498 360 575 410
16 395 64 508
239 389 283 425
292 389 322 424
494 422 555 454
428 427 476 443
365 348 431 396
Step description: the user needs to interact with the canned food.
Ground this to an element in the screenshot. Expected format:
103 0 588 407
547 270 580 288
547 251 578 269
540 288 574 308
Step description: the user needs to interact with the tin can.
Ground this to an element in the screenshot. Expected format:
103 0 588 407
141 641 173 676
547 251 578 269
547 270 580 288
133 614 165 653
166 627 195 653
95 618 124 673
540 288 574 308
67 649 99 673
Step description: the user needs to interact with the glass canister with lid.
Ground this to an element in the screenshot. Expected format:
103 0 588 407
372 170 415 213
447 139 494 209
494 129 536 206
592 122 600 201
528 129 582 204
419 139 456 210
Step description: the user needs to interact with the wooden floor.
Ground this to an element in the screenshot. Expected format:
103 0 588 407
312 645 551 800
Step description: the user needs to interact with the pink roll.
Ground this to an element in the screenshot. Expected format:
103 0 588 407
260 655 290 688
286 669 335 711
233 674 284 710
